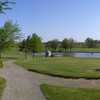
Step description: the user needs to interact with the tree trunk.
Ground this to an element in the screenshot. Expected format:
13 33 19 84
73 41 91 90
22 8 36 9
24 51 28 59
69 48 72 53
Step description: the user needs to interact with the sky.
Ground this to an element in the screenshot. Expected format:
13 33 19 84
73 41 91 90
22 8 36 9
0 0 100 42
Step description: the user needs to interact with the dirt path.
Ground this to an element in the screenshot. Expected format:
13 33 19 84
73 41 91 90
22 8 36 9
0 60 100 100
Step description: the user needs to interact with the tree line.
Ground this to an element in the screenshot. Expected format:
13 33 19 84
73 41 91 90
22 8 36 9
0 20 99 58
19 33 100 56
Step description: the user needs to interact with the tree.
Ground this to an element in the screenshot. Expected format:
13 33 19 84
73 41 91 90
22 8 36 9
19 38 29 58
61 38 69 52
85 37 96 48
68 38 74 52
19 39 26 52
29 33 44 54
47 39 59 52
0 0 15 13
0 21 20 58
19 34 44 57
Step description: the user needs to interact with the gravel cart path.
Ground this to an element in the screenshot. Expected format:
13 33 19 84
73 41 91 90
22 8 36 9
0 60 100 100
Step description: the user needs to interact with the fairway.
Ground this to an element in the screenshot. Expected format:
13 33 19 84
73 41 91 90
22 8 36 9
16 57 100 79
41 84 100 100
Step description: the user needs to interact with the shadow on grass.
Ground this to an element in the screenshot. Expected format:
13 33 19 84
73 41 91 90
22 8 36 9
28 69 100 80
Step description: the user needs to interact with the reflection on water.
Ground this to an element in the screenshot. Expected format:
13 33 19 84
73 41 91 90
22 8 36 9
34 52 100 58
73 52 100 58
52 52 100 58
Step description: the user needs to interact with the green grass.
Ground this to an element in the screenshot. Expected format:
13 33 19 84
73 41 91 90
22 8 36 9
16 56 100 79
72 48 100 52
41 84 100 100
0 60 3 68
2 46 24 60
0 78 6 100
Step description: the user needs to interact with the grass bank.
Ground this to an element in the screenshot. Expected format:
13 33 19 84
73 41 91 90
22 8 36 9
41 84 100 100
0 78 6 100
16 57 100 79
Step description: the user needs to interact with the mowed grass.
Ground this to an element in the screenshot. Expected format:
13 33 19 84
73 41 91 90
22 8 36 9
16 56 100 79
41 84 100 100
72 48 100 52
0 78 6 100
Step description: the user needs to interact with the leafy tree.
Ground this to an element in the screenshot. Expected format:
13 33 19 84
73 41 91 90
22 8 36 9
19 39 26 52
85 37 96 48
68 38 74 52
0 21 20 58
29 33 44 54
19 33 44 57
61 38 69 52
47 39 59 52
25 36 31 51
0 0 15 13
19 36 31 58
19 39 28 58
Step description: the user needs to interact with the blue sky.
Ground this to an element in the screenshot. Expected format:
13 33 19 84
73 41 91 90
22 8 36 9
1 0 100 42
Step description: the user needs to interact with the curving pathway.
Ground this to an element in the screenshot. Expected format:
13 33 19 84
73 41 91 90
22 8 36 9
0 60 100 100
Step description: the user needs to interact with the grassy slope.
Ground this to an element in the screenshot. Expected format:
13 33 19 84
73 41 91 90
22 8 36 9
16 57 100 79
0 78 6 100
2 46 23 59
41 84 100 100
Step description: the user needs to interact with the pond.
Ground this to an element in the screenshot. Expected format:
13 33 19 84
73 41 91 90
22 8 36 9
73 52 100 58
52 52 100 58
34 52 100 58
